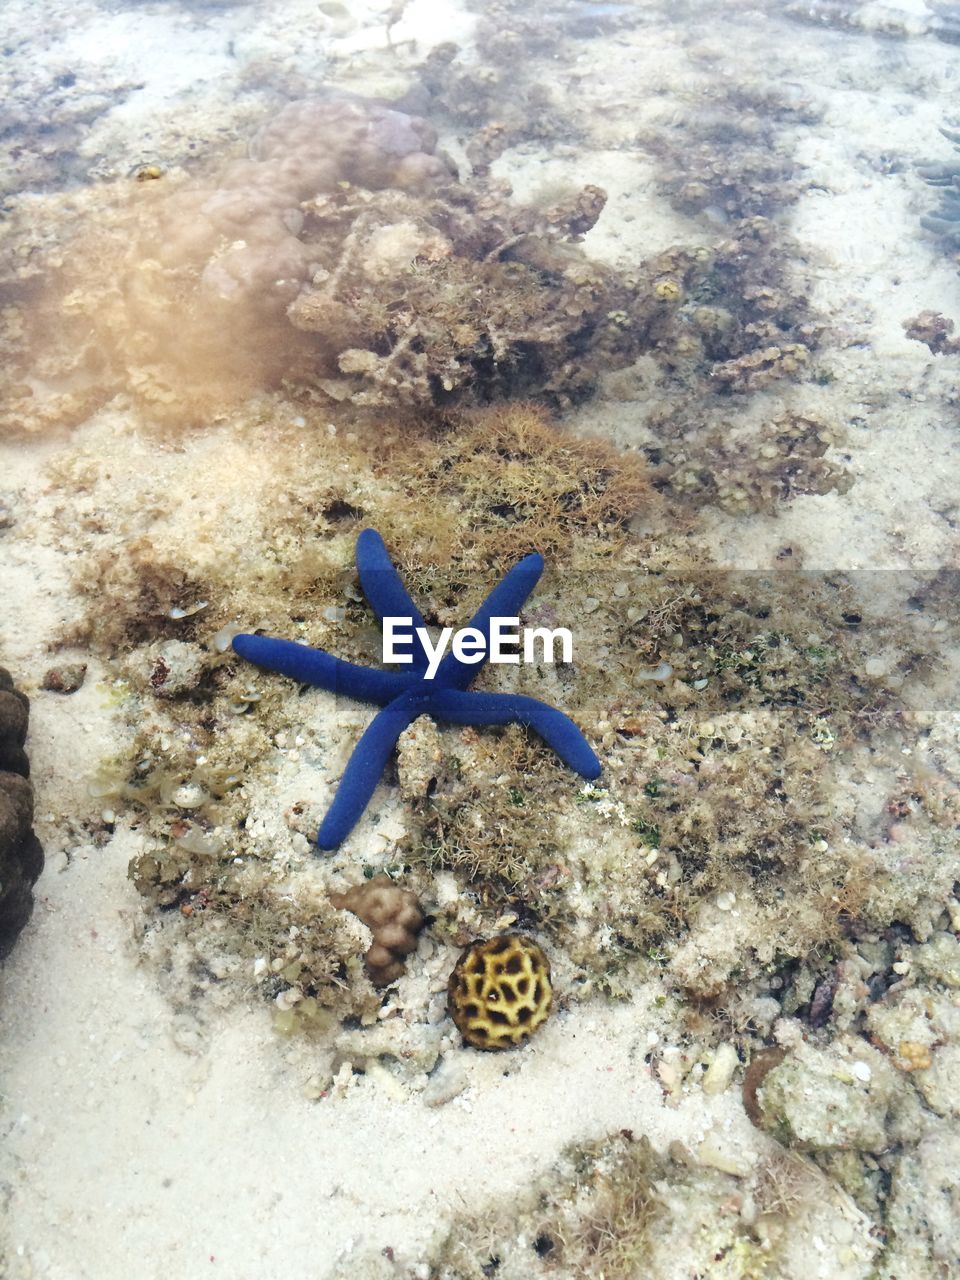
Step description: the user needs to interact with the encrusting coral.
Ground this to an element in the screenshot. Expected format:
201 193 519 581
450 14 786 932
0 666 44 958
660 410 852 514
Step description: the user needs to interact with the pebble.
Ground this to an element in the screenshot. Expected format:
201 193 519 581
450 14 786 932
422 1064 468 1107
171 782 208 810
41 663 87 694
698 1133 752 1177
703 1042 739 1095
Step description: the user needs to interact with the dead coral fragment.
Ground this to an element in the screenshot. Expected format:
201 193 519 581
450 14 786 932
396 714 443 800
329 874 425 986
902 310 960 355
448 933 552 1050
749 1039 905 1153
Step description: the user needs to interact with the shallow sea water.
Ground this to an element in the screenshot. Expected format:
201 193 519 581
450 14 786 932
1 2 959 1278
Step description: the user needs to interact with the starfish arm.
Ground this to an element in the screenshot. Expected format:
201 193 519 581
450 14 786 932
316 690 422 849
429 688 601 779
232 634 413 704
436 552 545 688
355 528 430 673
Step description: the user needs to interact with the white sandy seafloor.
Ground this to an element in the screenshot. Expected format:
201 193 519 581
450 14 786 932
1 0 959 1277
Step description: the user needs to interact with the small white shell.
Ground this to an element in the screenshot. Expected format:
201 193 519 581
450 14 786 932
636 661 673 682
213 621 245 652
171 782 208 810
168 600 209 620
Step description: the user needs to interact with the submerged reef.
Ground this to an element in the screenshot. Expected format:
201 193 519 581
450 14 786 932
1 80 828 440
64 402 953 1050
0 667 44 958
1 90 643 426
3 3 959 1272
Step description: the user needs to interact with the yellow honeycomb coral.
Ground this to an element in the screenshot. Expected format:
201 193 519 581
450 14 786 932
447 934 552 1050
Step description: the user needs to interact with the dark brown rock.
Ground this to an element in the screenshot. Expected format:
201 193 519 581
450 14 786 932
0 666 44 959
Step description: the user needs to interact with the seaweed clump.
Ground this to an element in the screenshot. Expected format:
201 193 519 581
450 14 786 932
418 1128 844 1280
373 401 653 567
430 1132 668 1280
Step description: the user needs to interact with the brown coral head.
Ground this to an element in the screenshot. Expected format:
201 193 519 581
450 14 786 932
447 933 552 1051
0 667 44 958
329 873 425 987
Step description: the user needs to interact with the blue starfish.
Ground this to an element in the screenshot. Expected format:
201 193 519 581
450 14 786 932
232 529 601 849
